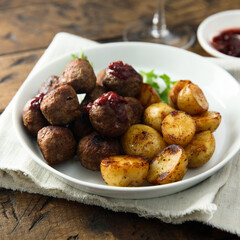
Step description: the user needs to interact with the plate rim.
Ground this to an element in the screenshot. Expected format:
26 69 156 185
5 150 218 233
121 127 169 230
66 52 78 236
12 42 240 197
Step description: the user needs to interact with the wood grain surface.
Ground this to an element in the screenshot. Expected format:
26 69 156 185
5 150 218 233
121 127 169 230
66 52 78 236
0 0 240 239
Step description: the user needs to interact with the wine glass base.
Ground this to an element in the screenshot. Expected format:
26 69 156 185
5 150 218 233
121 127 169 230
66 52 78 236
123 19 195 49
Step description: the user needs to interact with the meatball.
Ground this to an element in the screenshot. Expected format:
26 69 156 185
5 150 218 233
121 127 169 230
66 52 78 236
59 58 96 93
88 91 130 137
22 93 48 136
38 126 76 165
77 132 121 171
80 84 107 108
102 61 143 97
72 111 94 140
96 68 106 86
40 85 80 125
125 97 143 125
39 75 61 94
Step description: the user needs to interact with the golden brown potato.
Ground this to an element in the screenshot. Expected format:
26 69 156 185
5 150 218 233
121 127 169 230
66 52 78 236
136 83 161 108
193 111 222 133
147 145 188 185
184 130 215 168
168 80 192 108
121 124 166 160
100 155 149 187
161 111 196 146
143 102 175 132
177 83 209 115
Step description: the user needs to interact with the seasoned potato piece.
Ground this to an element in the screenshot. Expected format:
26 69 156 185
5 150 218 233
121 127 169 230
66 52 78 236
161 111 196 146
121 124 166 160
143 102 175 132
136 83 161 108
100 155 149 187
147 145 188 185
168 80 192 108
193 111 222 132
185 130 215 168
177 83 209 115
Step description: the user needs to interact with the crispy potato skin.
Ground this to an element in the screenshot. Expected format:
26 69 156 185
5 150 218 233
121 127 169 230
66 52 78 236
161 111 196 146
147 145 188 185
193 111 222 133
185 130 215 168
143 102 175 132
100 155 149 187
177 83 209 115
168 80 192 108
121 124 166 160
136 83 161 108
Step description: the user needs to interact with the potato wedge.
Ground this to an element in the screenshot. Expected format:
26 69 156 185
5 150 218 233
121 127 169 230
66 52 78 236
100 155 149 187
177 83 209 115
136 83 161 108
185 130 215 168
161 111 196 146
121 124 166 160
147 145 188 185
143 102 175 132
168 80 192 108
193 111 222 132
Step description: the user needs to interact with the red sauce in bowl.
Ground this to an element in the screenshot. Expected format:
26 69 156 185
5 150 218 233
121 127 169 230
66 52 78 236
211 28 240 57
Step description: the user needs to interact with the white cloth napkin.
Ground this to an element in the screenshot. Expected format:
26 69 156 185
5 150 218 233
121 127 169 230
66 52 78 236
0 32 240 235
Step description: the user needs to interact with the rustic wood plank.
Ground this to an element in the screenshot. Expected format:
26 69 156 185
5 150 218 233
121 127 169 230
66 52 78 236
0 0 239 55
0 190 238 240
0 49 43 113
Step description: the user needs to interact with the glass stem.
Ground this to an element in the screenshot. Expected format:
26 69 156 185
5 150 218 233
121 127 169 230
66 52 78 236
151 0 169 38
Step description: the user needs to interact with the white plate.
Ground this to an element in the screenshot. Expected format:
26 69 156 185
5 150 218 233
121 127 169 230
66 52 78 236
12 42 240 199
197 10 240 59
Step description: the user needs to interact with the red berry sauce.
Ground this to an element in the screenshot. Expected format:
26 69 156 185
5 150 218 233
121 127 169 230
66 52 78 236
90 91 128 123
29 93 45 110
211 28 240 57
107 61 142 80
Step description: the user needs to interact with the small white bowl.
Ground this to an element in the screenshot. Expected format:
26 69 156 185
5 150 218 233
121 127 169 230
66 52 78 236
197 10 240 59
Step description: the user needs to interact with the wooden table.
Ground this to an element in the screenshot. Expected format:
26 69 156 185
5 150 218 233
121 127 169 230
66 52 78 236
0 0 239 239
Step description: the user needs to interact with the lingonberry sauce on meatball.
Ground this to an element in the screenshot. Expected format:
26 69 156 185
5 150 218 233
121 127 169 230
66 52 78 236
88 91 130 137
102 61 143 97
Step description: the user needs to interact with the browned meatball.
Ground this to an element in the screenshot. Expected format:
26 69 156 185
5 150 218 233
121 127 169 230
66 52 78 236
96 68 106 86
40 85 80 125
88 91 130 137
77 132 121 171
125 97 143 125
80 84 107 108
59 58 96 93
39 75 61 94
72 111 94 140
22 93 48 136
102 61 143 97
38 126 76 165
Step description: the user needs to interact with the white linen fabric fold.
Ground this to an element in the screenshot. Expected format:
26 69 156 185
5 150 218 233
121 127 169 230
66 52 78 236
0 32 239 235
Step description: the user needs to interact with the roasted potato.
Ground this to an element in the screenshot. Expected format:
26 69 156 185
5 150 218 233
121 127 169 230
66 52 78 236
100 155 149 187
177 83 209 115
185 130 215 168
161 111 196 146
168 80 192 108
136 83 161 108
121 124 166 160
193 111 222 133
143 102 175 132
147 145 188 185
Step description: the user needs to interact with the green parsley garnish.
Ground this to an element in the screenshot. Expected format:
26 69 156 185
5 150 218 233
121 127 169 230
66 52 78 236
71 50 93 66
140 70 177 103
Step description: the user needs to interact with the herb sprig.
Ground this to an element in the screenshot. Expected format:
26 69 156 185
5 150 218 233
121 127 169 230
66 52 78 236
71 50 93 66
140 70 177 103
